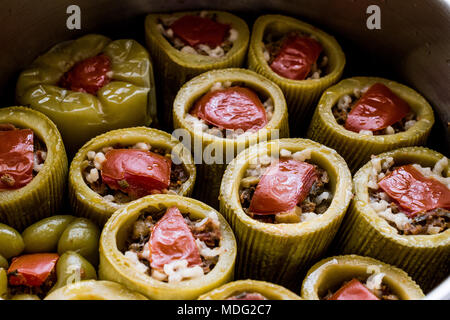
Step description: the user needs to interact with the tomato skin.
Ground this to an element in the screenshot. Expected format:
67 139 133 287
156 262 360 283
101 149 171 198
0 129 34 190
329 278 380 300
149 207 202 271
378 164 450 216
7 253 59 287
345 83 411 132
249 159 317 215
58 54 111 95
270 35 322 80
170 15 230 48
190 86 268 131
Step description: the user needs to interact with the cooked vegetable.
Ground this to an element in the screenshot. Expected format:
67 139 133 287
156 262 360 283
301 255 424 300
7 253 59 287
16 34 156 153
0 107 67 230
0 223 25 259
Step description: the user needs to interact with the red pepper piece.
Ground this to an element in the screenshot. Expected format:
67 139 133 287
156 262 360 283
345 83 411 132
8 253 59 287
190 86 268 131
270 35 322 80
170 15 230 48
249 159 318 215
101 149 171 198
149 206 202 270
58 54 111 95
0 129 34 190
378 164 450 216
329 279 380 300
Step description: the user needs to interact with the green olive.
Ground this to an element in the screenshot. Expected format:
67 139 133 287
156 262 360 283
10 294 40 300
22 215 75 253
0 223 24 259
49 251 97 294
57 218 100 266
0 268 7 299
0 255 8 269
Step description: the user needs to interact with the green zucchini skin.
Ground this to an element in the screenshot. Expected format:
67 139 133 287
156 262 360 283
0 107 68 231
145 11 250 128
301 255 424 300
332 147 449 292
219 138 352 290
248 14 345 133
307 77 435 173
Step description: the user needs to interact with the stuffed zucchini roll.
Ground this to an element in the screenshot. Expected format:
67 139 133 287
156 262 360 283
99 194 236 300
44 280 147 300
248 14 345 131
16 34 156 154
173 68 288 207
334 147 449 292
0 216 100 300
219 138 352 288
301 255 424 300
198 279 302 300
145 11 249 128
307 77 434 172
0 107 67 230
69 127 196 226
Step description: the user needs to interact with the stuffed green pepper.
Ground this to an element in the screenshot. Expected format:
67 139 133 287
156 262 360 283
334 147 449 292
307 77 434 172
173 68 288 207
219 138 352 289
0 106 67 230
99 194 237 300
301 255 424 300
145 10 249 128
16 34 157 154
248 14 345 131
199 279 302 300
69 127 196 226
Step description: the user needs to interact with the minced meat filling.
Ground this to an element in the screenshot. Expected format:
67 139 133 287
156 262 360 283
332 89 417 135
263 31 328 80
7 268 56 299
82 143 189 204
157 11 237 58
124 210 222 281
368 157 450 235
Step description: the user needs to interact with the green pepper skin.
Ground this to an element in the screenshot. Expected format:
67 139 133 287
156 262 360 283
16 34 157 154
48 251 97 294
0 269 7 299
0 223 25 259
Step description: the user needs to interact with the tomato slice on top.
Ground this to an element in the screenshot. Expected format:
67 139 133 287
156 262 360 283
249 159 318 215
58 54 111 95
148 206 202 271
190 86 268 132
378 164 450 216
0 129 34 190
329 279 380 300
8 253 59 287
345 83 411 133
170 15 230 48
270 35 323 80
101 149 171 198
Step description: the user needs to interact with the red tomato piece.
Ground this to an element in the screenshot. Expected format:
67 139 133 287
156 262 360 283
0 129 34 190
249 159 318 215
190 86 268 131
7 253 59 287
170 15 230 48
148 206 202 270
378 164 450 216
58 54 111 95
345 83 411 132
270 35 322 80
101 149 171 198
329 279 380 300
